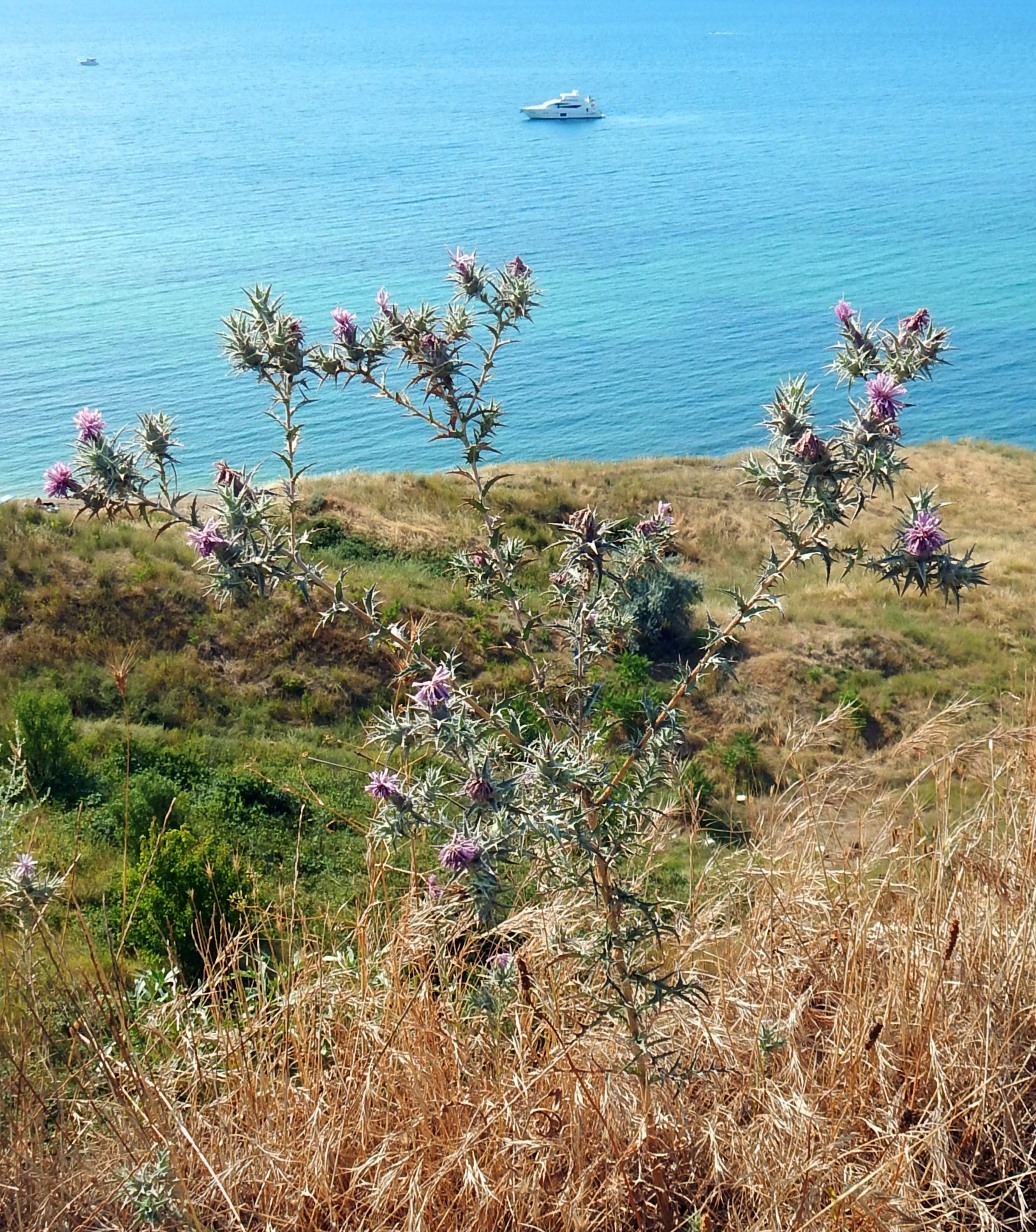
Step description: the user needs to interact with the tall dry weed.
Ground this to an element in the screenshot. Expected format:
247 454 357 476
4 705 1036 1230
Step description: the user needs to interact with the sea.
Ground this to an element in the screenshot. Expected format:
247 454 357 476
2 0 1035 498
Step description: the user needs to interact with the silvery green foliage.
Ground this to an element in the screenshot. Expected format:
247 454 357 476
119 1147 182 1229
41 265 987 1076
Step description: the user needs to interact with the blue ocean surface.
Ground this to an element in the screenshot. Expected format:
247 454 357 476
1 0 1034 497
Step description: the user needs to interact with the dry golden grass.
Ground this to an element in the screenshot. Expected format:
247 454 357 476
309 440 1036 744
5 701 1036 1230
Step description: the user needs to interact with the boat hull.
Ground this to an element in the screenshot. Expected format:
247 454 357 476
521 111 604 120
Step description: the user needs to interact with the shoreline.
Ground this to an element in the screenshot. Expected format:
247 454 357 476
7 435 1027 508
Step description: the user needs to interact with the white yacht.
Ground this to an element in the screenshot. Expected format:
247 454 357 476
79 57 99 66
521 90 603 120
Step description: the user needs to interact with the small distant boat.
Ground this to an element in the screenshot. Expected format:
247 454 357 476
521 90 603 120
79 57 99 66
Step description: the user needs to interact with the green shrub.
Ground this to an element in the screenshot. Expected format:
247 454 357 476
721 731 766 792
122 826 245 982
622 565 702 658
683 758 716 813
92 769 186 850
598 653 666 739
6 688 82 800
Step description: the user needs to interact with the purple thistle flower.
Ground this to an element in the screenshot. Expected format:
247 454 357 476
185 518 228 559
286 318 304 342
470 551 488 569
376 287 392 315
463 771 495 804
449 247 477 278
866 372 907 421
43 462 75 498
901 509 947 558
899 307 931 336
426 873 444 899
549 570 569 586
414 662 452 712
636 499 674 536
438 833 482 873
365 768 403 803
11 853 37 883
834 300 855 325
419 332 441 356
490 951 513 974
506 255 530 277
792 430 825 462
73 407 105 443
331 307 357 344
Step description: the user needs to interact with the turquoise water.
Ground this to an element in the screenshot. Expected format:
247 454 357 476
2 0 1035 496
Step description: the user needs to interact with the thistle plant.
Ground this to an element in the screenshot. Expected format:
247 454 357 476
0 734 62 926
40 260 986 1227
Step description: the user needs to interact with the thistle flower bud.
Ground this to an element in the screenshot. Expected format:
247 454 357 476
834 299 855 324
506 255 530 277
569 507 599 542
636 500 674 536
437 833 481 873
463 770 495 804
899 307 931 337
331 307 357 345
213 461 249 496
792 430 825 462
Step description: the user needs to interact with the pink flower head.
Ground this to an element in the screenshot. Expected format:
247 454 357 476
834 300 855 325
792 430 825 462
365 768 403 803
43 462 75 498
901 509 947 558
286 318 304 342
637 499 674 535
185 518 228 559
866 372 907 421
490 951 513 973
11 852 37 883
449 247 477 278
463 771 495 804
506 255 530 277
899 307 931 335
438 833 481 873
74 407 105 443
331 307 357 344
414 662 452 712
376 287 392 315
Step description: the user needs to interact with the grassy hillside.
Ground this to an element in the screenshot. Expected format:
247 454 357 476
2 440 1035 1229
